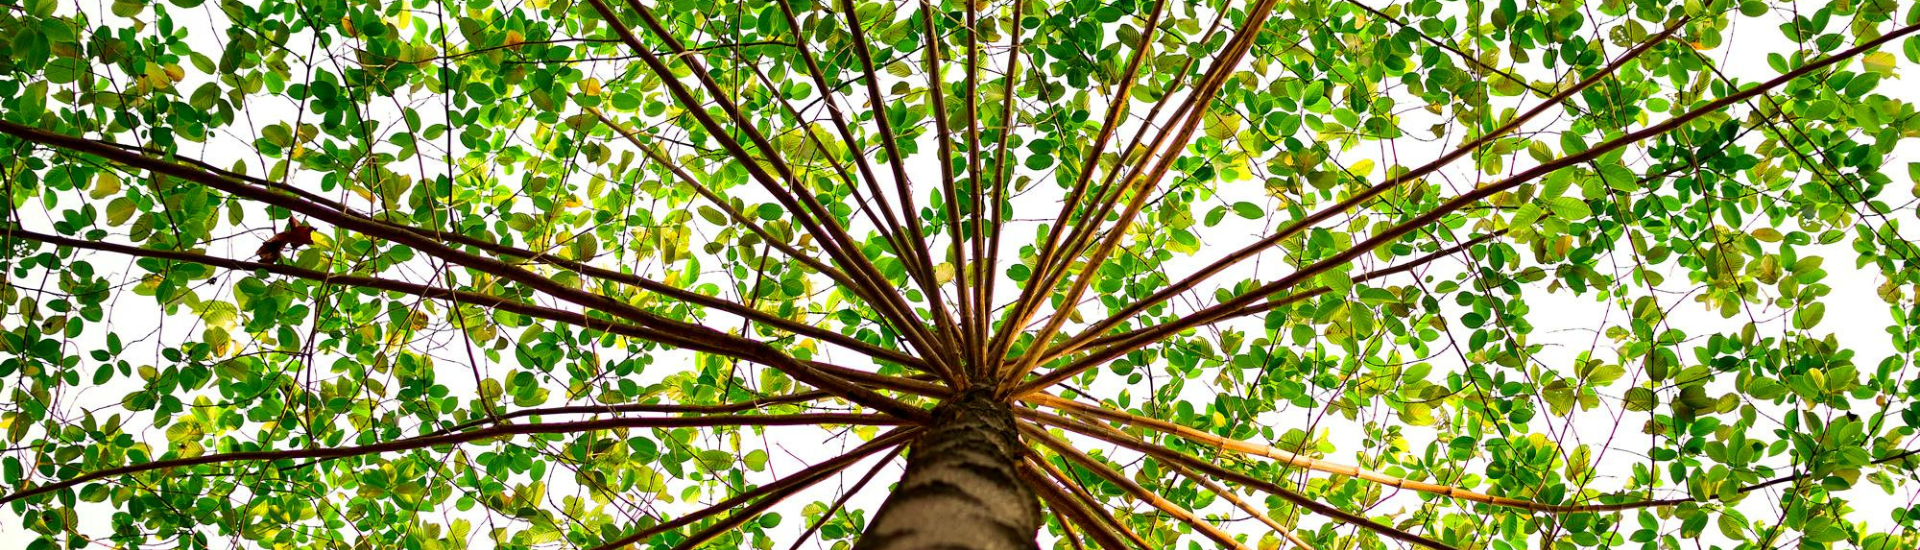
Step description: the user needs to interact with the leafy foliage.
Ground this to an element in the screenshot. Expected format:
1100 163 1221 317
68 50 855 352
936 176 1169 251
2 0 1920 548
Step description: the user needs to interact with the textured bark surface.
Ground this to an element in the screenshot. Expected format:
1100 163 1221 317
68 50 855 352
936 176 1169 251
853 390 1042 550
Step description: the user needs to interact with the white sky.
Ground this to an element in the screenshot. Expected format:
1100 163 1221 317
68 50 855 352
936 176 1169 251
6 0 1920 549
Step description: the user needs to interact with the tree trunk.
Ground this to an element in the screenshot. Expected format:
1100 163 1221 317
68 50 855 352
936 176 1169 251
853 389 1042 550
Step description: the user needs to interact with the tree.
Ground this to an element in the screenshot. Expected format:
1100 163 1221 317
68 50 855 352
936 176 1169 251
2 0 1920 547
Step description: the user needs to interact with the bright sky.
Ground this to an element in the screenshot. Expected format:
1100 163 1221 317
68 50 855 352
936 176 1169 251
6 0 1920 549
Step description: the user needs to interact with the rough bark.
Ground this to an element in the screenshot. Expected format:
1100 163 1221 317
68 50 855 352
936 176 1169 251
854 390 1041 550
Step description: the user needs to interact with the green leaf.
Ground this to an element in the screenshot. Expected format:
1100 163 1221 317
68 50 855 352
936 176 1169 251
1625 388 1658 412
1542 197 1591 219
106 198 136 226
1231 201 1263 220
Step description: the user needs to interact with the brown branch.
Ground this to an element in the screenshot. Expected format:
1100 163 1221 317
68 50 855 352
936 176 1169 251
1166 460 1319 550
1016 459 1136 550
2 413 901 506
1028 393 1687 514
1022 424 1252 550
1014 17 1920 396
913 0 983 380
98 132 925 371
616 2 958 368
1019 407 1459 550
1078 230 1504 350
0 121 927 421
986 0 1185 365
585 114 959 383
999 0 1286 390
786 445 906 550
832 0 949 348
1024 447 1155 550
753 1 964 363
587 426 919 550
979 0 1033 375
1033 16 1692 370
584 0 958 379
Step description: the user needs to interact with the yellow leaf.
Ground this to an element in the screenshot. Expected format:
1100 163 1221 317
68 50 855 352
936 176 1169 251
1349 159 1375 177
1864 52 1897 76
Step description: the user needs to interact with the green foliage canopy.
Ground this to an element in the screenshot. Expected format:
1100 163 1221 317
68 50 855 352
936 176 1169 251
2 0 1920 548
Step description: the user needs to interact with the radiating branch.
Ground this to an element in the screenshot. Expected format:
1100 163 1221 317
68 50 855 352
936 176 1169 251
1165 461 1319 550
588 426 919 550
1011 17 1920 396
1076 231 1504 351
583 0 958 380
1033 16 1691 367
2 413 902 506
914 0 983 379
765 0 965 369
1019 407 1459 550
0 121 928 421
1000 0 1287 390
1022 424 1252 550
786 445 906 550
1016 459 1136 550
1023 447 1154 550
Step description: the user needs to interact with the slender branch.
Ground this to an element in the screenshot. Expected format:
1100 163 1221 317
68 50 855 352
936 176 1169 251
985 0 1171 363
101 132 924 370
833 0 950 343
1033 16 1691 367
587 426 919 550
963 0 988 369
0 121 927 421
1013 17 1920 396
1165 460 1319 550
587 108 943 377
915 0 982 381
999 0 1284 389
809 361 952 398
766 0 965 367
585 0 958 380
1022 424 1252 550
1019 407 1459 550
786 445 906 550
1024 447 1154 550
1016 458 1136 550
1077 231 1504 350
980 0 1032 374
2 413 900 506
1025 392 1687 513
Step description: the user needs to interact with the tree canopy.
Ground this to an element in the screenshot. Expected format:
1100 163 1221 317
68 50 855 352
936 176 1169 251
3 0 1920 548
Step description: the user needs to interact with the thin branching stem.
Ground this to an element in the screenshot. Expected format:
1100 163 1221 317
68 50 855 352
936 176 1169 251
1012 18 1920 396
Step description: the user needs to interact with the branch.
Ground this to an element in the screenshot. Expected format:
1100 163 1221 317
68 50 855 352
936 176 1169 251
1012 13 1920 397
1024 448 1154 550
1022 423 1252 550
2 413 901 506
0 122 928 421
767 0 955 349
1165 460 1319 550
583 0 957 377
584 108 927 369
1016 459 1136 550
110 131 924 371
989 0 1171 363
914 0 982 377
786 444 906 550
588 426 919 550
1036 15 1691 370
997 0 1285 389
1076 231 1504 351
1019 407 1459 550
979 0 1035 372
